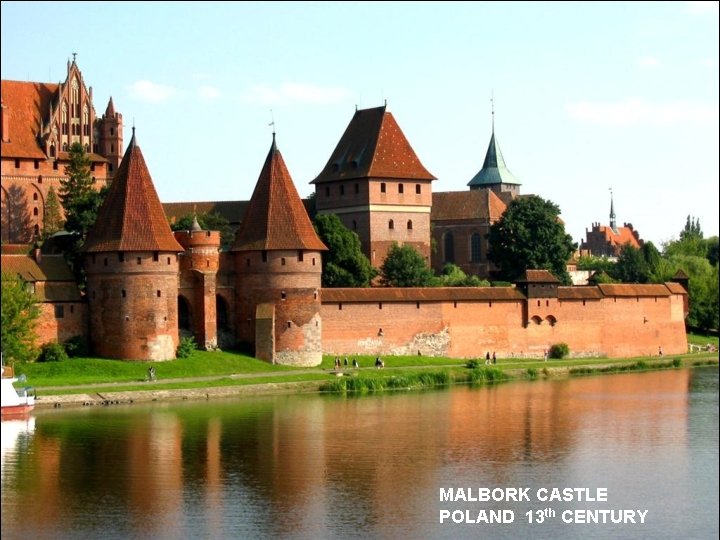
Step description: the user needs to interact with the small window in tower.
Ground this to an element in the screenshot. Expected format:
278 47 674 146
157 290 161 297
14 159 20 168
537 300 540 307
104 257 108 266
53 161 58 170
355 183 359 194
119 253 125 262
380 183 386 193
281 291 287 300
314 291 318 300
407 220 413 230
287 321 292 329
416 302 420 309
281 257 286 266
298 250 304 262
137 257 142 265
122 289 126 298
339 303 343 310
54 305 65 319
416 184 421 194
262 251 268 262
398 183 404 194
388 219 394 230
33 208 39 217
167 257 171 265
110 127 114 136
34 160 39 169
379 302 383 310
153 252 159 262
312 258 316 266
33 193 38 201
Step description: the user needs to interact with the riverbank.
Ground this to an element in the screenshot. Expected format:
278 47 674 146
32 355 718 411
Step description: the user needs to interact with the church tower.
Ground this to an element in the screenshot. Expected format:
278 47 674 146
97 97 123 175
83 130 184 360
232 134 327 366
311 105 436 267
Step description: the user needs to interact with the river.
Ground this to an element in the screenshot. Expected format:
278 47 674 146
1 367 718 539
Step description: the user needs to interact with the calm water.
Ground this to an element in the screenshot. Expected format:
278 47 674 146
1 368 718 540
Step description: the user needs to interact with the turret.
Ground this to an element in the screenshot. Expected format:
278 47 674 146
98 96 123 174
83 130 184 360
232 134 327 366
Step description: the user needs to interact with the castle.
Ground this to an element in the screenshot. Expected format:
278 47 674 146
1 60 687 363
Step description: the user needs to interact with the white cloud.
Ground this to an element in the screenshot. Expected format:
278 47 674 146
686 1 719 14
566 98 719 126
126 80 177 103
637 56 661 68
198 85 220 100
240 82 351 105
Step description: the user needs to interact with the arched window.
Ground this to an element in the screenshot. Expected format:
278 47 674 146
388 219 394 230
407 220 413 230
33 208 39 216
444 232 455 263
49 144 56 157
33 193 39 201
471 233 482 262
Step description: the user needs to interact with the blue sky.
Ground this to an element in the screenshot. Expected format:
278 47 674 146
2 1 718 247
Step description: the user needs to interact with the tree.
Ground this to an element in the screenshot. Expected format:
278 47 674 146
1 273 41 363
380 242 435 287
612 244 650 283
664 215 707 259
170 211 234 250
666 255 719 332
60 142 105 240
43 186 63 238
437 263 489 287
313 213 376 287
1 185 34 244
487 195 575 284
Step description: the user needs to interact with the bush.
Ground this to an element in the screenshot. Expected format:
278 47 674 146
176 336 197 358
466 359 480 369
64 335 89 357
549 343 569 359
37 341 69 363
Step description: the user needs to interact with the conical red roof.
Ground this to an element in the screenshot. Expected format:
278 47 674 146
84 133 183 253
232 136 326 252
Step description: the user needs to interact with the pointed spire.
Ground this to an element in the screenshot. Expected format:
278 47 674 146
105 96 116 117
83 134 183 253
467 114 520 189
232 136 326 252
609 188 617 232
191 215 203 232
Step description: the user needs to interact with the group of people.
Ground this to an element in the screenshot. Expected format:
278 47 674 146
484 352 497 365
334 357 360 370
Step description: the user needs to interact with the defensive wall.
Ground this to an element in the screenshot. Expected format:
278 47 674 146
320 283 688 359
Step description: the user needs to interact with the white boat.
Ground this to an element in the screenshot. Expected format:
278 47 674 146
1 364 35 419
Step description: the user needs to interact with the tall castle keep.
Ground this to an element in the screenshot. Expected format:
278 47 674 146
2 60 682 364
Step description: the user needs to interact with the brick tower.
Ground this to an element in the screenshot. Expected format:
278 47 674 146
83 129 184 360
232 134 327 366
174 216 221 350
311 105 436 267
97 97 123 175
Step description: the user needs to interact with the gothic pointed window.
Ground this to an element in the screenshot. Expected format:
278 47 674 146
444 232 455 263
471 233 482 262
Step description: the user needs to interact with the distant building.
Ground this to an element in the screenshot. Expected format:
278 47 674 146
579 191 642 258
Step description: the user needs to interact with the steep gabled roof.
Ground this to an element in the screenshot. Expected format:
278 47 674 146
467 129 520 188
1 80 58 159
232 136 327 252
83 132 183 253
311 105 435 183
432 189 507 221
596 225 641 250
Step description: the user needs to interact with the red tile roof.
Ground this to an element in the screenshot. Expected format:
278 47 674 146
322 287 524 303
558 287 604 300
431 189 507 221
597 225 641 250
1 254 75 281
597 283 672 297
664 282 688 295
232 136 327 252
83 134 184 253
1 80 58 159
516 270 560 283
311 106 435 183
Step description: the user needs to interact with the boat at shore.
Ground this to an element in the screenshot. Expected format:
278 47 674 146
1 364 35 420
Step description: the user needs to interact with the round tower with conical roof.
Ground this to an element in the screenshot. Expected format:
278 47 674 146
83 131 184 360
232 134 327 366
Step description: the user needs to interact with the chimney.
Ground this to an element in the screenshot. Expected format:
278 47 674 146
1 102 9 143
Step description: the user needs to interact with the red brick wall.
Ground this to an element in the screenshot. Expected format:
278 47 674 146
85 251 180 360
35 301 88 347
321 289 687 359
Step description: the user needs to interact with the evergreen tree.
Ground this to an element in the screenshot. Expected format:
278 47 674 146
60 142 104 240
43 185 63 238
487 195 575 284
380 242 435 287
1 273 41 363
313 213 376 287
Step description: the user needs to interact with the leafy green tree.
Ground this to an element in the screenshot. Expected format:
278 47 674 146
705 236 718 266
42 185 63 238
437 263 489 287
60 142 105 240
667 255 719 331
612 244 650 283
1 273 41 363
576 255 615 273
487 195 575 284
170 211 234 250
380 242 435 287
313 213 376 287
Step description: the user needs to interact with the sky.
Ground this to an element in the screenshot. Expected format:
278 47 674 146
2 1 718 247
